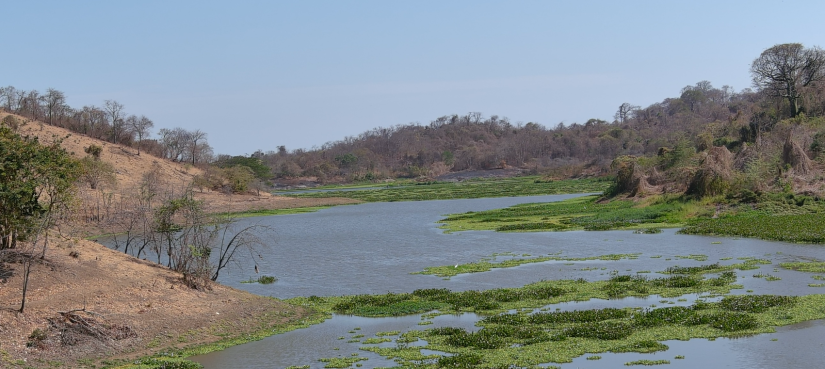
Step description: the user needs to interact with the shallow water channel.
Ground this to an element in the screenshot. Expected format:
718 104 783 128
180 194 825 368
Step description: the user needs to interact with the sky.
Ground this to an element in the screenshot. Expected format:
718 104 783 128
3 0 824 156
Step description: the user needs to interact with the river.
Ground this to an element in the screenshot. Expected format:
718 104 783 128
171 194 825 368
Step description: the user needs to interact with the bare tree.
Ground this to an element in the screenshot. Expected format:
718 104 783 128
41 88 66 125
127 115 153 155
0 86 21 111
751 43 825 117
158 127 192 162
147 189 268 289
614 103 639 124
20 90 41 120
104 100 126 143
189 129 207 165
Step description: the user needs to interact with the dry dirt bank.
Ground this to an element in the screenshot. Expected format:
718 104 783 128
0 238 311 368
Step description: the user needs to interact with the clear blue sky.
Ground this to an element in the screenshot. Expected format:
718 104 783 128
3 0 823 156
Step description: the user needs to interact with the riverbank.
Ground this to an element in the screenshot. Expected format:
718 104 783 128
0 238 315 369
437 192 825 243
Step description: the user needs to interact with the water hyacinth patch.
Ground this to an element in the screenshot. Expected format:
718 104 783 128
413 252 641 278
780 261 825 273
680 213 825 243
347 293 825 368
718 295 797 313
439 195 687 233
624 359 670 366
332 273 739 317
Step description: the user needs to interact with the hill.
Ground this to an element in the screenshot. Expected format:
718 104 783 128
0 111 353 368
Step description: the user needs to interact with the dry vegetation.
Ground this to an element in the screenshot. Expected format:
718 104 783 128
0 112 354 368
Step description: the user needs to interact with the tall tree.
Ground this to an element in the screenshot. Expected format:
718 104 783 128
614 103 639 124
127 114 154 155
751 43 825 117
41 88 66 125
0 125 80 250
189 129 207 165
104 100 126 143
158 127 191 162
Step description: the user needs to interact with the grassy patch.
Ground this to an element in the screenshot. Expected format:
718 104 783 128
440 195 696 233
285 177 611 202
216 206 333 219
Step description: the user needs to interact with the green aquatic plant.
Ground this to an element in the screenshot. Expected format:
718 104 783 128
440 195 687 233
680 213 825 243
413 252 642 278
355 293 825 368
240 275 278 284
624 359 670 366
286 177 611 202
317 355 367 368
719 295 797 313
780 261 825 273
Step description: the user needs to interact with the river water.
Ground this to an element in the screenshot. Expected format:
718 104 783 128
177 194 825 368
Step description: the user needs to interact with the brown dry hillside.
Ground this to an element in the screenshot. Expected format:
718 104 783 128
2 111 199 191
0 112 356 368
0 112 359 225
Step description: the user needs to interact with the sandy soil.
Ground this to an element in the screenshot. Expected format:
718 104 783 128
0 238 311 368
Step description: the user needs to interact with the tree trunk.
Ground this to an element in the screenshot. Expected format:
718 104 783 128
19 258 31 313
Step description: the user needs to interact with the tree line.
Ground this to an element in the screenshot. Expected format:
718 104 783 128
3 42 824 188
0 88 213 164
255 43 825 183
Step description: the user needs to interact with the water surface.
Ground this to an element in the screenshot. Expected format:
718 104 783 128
175 194 825 368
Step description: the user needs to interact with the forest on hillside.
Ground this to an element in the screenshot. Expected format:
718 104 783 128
3 43 825 192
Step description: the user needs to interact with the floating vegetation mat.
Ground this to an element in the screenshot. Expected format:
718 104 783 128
283 268 825 368
439 195 696 233
680 213 825 243
413 252 642 278
780 261 825 273
353 293 825 368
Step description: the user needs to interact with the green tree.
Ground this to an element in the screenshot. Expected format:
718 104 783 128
0 125 80 250
79 156 117 190
216 155 271 179
0 125 79 313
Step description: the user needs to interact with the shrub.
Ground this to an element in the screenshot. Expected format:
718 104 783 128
84 144 103 159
